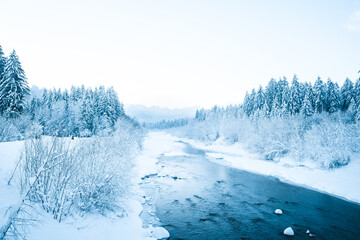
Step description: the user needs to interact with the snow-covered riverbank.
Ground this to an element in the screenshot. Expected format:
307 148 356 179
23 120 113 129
174 133 360 204
135 131 360 204
0 138 167 240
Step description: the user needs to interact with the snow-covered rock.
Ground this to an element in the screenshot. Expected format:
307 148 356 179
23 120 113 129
274 209 283 215
284 227 294 236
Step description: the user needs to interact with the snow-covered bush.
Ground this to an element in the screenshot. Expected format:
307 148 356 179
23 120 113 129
0 117 23 142
8 117 143 232
25 122 43 139
181 112 360 169
301 118 353 168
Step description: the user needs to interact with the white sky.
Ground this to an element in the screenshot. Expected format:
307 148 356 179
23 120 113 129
1 0 360 108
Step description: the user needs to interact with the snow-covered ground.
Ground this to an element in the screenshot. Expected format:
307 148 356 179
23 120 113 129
0 138 168 240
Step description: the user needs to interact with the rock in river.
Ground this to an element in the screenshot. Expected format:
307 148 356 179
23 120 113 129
284 227 294 236
275 209 283 215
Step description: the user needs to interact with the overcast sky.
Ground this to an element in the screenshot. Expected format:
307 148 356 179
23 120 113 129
1 0 360 108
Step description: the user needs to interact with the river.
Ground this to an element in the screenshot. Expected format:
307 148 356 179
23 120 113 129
139 139 360 240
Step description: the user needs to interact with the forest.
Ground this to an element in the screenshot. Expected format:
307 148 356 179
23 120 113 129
163 75 360 169
0 45 140 141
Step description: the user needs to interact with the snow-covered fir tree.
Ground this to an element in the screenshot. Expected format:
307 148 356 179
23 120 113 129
340 78 354 111
0 45 6 79
301 92 314 117
313 77 327 113
0 50 30 118
326 79 341 114
289 75 302 114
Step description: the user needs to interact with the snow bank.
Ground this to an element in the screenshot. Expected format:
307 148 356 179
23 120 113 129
27 200 145 240
175 133 360 204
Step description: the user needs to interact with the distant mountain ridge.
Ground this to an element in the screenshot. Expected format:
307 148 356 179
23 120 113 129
124 104 197 123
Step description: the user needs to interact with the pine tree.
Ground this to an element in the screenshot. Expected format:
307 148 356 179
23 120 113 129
289 75 302 115
255 86 265 111
340 78 354 111
326 79 341 113
105 87 124 127
0 45 6 79
270 95 281 117
243 91 252 116
0 45 7 111
80 89 95 133
301 92 314 117
280 83 290 115
265 78 278 111
276 76 289 106
348 98 358 123
0 50 30 117
313 77 327 113
354 78 360 106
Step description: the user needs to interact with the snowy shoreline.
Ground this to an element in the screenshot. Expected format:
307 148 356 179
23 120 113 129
173 133 360 204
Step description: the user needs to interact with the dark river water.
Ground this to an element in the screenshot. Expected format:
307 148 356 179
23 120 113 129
140 142 360 240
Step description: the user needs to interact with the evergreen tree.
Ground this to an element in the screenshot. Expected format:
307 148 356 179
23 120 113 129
270 95 281 117
340 78 354 111
313 77 327 113
255 86 265 111
105 87 124 127
0 46 7 111
326 79 341 113
276 76 289 107
80 89 95 133
348 98 358 123
289 75 302 114
280 83 290 115
0 50 30 117
354 78 360 106
0 45 6 79
243 91 252 116
301 92 314 117
265 78 278 111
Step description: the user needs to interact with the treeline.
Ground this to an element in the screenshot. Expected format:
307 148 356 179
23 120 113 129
195 75 360 122
0 44 140 141
144 118 189 129
178 74 360 169
29 85 131 137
